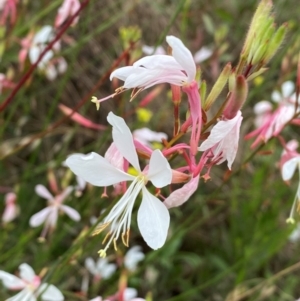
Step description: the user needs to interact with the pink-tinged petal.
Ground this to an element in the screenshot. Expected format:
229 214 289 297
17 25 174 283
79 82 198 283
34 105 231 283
282 157 300 181
164 176 200 209
166 35 196 83
19 263 36 283
66 152 134 186
138 187 170 249
5 192 16 203
59 104 106 130
60 205 81 221
147 150 172 188
39 283 64 301
107 112 141 172
2 203 19 223
193 47 212 63
199 113 242 151
55 186 73 204
221 114 243 169
0 271 25 290
35 185 53 200
29 207 51 227
104 142 124 171
281 81 295 98
48 207 59 228
199 111 242 169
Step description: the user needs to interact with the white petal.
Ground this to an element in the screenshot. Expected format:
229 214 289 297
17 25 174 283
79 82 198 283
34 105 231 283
282 157 300 181
33 26 54 44
19 263 36 282
0 271 25 289
60 205 81 221
199 112 242 151
110 66 136 81
124 288 137 301
35 185 53 200
29 46 41 64
133 55 182 70
6 289 35 301
164 176 200 209
147 150 172 188
85 258 97 275
45 64 57 81
253 100 272 115
97 260 116 279
107 112 141 172
142 45 166 55
39 283 64 301
281 81 295 98
193 46 212 63
166 35 196 82
124 246 145 271
133 128 167 145
66 152 134 186
29 207 51 227
137 188 170 249
271 90 281 103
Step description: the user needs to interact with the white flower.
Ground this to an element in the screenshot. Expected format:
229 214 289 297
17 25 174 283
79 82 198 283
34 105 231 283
85 257 117 280
110 35 196 90
66 112 172 255
271 81 298 104
133 128 167 147
0 263 64 301
124 246 145 271
199 111 243 169
29 185 80 237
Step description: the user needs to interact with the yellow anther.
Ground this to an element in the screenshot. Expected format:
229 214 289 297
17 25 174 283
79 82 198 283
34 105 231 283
91 96 100 111
113 238 118 251
98 249 106 258
286 217 295 224
102 231 111 244
92 222 110 236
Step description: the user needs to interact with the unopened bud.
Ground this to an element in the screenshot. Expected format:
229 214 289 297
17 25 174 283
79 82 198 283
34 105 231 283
264 23 287 63
171 170 190 184
204 63 231 111
223 75 248 119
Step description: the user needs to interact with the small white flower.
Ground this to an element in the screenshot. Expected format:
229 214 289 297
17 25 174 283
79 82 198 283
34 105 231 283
133 128 167 147
29 184 80 238
124 246 145 271
0 263 64 301
85 257 117 280
199 111 243 169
